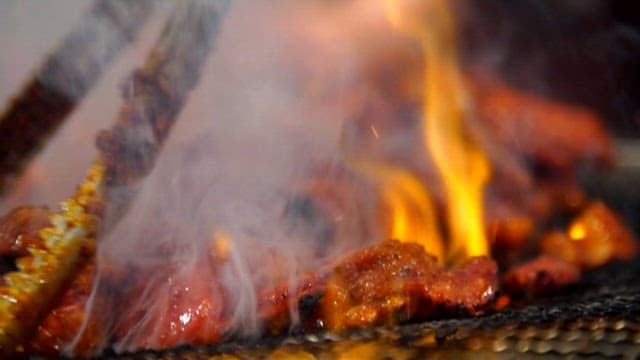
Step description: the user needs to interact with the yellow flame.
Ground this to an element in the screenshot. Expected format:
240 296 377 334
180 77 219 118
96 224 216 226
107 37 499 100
383 0 490 260
568 223 586 241
351 161 444 262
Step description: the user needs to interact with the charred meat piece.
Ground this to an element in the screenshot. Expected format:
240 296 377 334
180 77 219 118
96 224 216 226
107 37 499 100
501 255 580 297
0 206 50 257
316 240 497 331
257 273 328 334
257 240 498 334
540 202 638 269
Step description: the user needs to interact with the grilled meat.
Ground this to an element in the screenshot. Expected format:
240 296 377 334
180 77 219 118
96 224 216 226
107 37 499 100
28 256 228 356
470 73 612 172
540 202 638 269
24 240 497 355
0 207 50 257
28 260 99 356
501 255 580 297
318 240 497 331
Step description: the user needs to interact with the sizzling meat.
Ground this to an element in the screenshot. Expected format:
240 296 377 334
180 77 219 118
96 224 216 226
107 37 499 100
28 257 228 355
28 260 99 356
258 240 498 333
112 259 227 352
317 240 497 331
540 202 638 269
501 255 580 297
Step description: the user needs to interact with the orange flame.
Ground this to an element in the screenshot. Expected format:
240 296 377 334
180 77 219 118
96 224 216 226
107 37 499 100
381 0 490 261
349 161 444 262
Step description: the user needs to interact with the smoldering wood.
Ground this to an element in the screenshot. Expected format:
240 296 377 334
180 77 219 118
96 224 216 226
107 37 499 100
0 0 156 195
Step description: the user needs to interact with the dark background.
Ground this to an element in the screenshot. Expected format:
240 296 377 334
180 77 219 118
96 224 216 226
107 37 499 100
461 0 640 137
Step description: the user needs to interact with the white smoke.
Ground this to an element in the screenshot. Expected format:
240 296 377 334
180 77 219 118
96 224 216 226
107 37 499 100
73 0 402 354
1 0 625 355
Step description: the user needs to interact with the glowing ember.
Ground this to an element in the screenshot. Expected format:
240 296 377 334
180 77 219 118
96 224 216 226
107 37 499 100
568 223 586 241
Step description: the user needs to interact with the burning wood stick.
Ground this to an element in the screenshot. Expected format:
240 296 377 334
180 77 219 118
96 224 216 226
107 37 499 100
0 0 156 195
